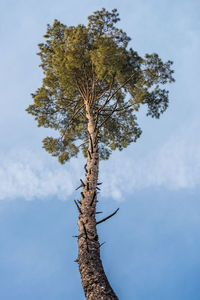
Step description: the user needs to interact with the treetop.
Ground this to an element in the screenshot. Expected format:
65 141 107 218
26 8 174 163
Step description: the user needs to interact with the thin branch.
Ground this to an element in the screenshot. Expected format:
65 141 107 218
102 104 132 113
88 150 92 160
61 103 85 138
78 139 89 148
74 200 82 214
106 73 135 103
96 208 120 225
80 179 85 187
89 134 94 153
95 76 115 115
94 76 116 128
90 191 96 206
84 163 88 173
75 179 85 190
97 102 118 130
75 184 82 190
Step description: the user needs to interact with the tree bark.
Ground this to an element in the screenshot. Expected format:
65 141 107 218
77 104 119 299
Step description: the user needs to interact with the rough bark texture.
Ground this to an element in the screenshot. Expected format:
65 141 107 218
77 105 119 300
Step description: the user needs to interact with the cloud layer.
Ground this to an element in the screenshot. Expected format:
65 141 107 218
0 119 199 201
101 119 200 200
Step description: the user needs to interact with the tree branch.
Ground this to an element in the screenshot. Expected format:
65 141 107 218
94 73 135 128
78 139 89 148
74 200 82 214
61 103 85 138
90 191 96 206
97 102 118 130
96 208 119 225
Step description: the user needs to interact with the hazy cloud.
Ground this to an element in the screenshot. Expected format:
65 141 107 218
100 119 200 200
0 119 199 201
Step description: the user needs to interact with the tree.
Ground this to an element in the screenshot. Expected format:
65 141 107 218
26 8 174 300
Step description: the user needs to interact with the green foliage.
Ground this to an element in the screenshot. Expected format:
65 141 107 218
26 8 174 163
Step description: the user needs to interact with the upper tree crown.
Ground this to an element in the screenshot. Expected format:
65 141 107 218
26 8 175 163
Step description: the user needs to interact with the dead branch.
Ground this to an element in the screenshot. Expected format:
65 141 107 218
62 103 84 138
76 178 85 190
106 73 135 104
102 104 132 113
99 242 106 248
74 200 82 214
78 139 89 148
88 150 92 159
97 102 118 130
96 208 120 225
90 191 96 206
84 163 88 173
81 192 85 199
80 179 85 187
89 134 94 153
75 184 83 191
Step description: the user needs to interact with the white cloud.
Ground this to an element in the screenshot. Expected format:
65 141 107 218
100 119 200 200
0 149 81 201
0 120 199 201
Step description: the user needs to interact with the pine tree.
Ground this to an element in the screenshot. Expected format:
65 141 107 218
26 8 174 299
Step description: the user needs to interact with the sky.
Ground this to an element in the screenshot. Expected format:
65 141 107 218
0 0 200 299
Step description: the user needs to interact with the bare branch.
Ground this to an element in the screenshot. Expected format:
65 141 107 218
107 73 135 103
89 134 94 153
75 179 85 190
75 184 82 191
95 76 116 115
88 150 92 159
84 163 88 173
74 200 82 214
80 179 85 187
94 76 116 128
97 102 118 130
102 104 132 113
96 208 120 225
78 139 89 148
61 103 85 138
90 191 96 206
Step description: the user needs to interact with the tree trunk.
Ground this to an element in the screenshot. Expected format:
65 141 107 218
77 105 119 300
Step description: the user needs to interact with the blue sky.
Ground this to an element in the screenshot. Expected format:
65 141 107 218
0 0 200 299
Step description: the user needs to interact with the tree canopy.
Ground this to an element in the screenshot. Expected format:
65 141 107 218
26 8 174 163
